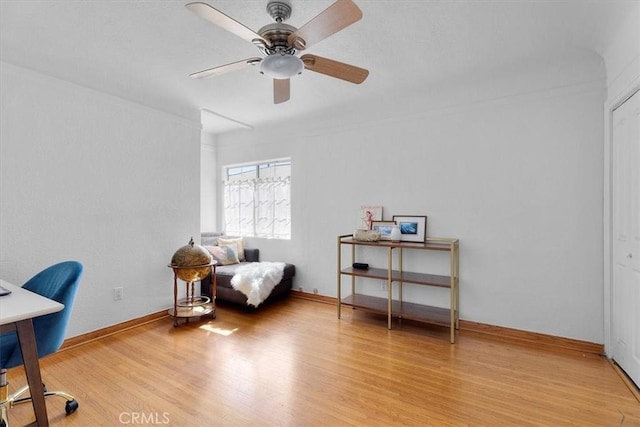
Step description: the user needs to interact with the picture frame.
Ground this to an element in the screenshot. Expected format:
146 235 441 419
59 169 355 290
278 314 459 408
371 220 396 240
392 215 427 242
358 205 383 230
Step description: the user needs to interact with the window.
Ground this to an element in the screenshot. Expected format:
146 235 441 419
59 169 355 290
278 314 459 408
223 159 291 239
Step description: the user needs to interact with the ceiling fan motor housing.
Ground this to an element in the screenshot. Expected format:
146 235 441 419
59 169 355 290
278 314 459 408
258 23 297 55
259 0 305 55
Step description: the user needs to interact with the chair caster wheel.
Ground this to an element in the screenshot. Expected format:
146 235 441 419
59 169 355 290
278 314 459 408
65 399 79 414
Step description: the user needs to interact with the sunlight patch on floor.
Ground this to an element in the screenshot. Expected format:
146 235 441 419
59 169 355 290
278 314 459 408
199 324 239 336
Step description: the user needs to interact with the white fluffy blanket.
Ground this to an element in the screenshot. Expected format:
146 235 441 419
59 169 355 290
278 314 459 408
230 262 285 307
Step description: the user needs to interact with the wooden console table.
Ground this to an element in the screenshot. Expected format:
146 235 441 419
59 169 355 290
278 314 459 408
337 235 460 343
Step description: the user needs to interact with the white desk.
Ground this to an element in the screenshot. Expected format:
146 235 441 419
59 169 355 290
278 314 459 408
0 279 64 427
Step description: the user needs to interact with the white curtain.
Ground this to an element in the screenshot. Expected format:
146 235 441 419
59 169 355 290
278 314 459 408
223 176 291 239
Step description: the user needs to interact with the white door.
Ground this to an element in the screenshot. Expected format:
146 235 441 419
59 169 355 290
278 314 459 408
611 88 640 387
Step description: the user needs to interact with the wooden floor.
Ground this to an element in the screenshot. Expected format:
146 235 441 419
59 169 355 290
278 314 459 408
5 298 640 426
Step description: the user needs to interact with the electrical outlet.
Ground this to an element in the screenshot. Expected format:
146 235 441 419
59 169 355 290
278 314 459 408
381 281 387 292
313 288 318 294
114 287 123 301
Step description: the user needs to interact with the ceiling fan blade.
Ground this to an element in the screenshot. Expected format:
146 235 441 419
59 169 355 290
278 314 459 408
301 54 368 84
185 2 271 48
288 0 362 51
273 79 290 104
189 57 262 79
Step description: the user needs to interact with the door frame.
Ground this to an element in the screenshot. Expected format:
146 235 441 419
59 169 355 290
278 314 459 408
603 78 640 357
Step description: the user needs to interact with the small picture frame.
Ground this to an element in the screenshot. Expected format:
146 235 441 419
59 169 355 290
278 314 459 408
392 215 427 242
359 206 383 230
371 220 396 240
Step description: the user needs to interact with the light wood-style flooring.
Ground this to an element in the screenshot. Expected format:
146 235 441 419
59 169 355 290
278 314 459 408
5 297 640 426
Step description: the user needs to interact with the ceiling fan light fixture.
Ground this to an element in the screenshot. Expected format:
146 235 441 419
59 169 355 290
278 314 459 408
260 53 303 79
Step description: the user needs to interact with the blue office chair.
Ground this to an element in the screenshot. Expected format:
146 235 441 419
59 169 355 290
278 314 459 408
0 261 83 427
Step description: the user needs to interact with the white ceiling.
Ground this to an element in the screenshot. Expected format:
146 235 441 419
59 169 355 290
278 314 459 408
0 0 633 133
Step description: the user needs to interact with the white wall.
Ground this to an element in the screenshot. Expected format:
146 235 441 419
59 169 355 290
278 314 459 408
213 57 607 343
0 62 202 337
200 130 217 232
601 2 640 102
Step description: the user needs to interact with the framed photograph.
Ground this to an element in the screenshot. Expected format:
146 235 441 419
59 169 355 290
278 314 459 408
358 205 383 230
371 220 396 240
392 215 427 242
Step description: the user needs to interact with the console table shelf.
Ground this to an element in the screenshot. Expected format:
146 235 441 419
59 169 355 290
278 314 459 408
340 267 452 288
337 234 460 343
341 294 453 326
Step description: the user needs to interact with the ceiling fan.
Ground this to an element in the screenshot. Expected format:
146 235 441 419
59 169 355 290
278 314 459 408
185 0 369 104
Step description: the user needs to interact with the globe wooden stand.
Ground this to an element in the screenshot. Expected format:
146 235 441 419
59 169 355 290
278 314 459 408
168 262 217 327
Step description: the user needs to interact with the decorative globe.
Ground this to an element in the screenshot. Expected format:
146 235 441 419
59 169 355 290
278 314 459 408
170 237 214 282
